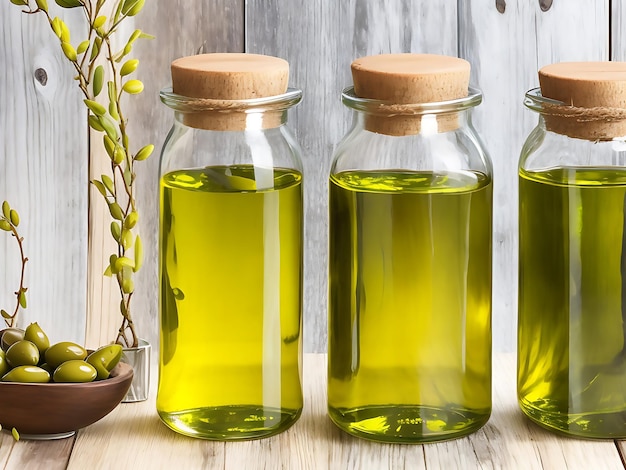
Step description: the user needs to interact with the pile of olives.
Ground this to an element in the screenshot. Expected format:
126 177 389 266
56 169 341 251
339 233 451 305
0 323 123 383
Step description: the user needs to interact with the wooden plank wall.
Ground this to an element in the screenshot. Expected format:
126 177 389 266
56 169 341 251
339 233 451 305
0 1 621 353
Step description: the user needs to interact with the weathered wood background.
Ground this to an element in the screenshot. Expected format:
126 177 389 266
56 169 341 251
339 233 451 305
0 0 619 352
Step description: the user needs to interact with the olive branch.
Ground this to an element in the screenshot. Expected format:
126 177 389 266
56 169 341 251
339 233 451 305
7 0 154 348
0 201 28 329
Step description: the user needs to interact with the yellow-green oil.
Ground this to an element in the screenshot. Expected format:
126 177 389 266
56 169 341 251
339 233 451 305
519 167 626 438
158 165 303 440
328 169 492 443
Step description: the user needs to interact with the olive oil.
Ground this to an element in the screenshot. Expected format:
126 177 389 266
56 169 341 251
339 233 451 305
158 165 303 440
519 167 626 438
328 169 492 442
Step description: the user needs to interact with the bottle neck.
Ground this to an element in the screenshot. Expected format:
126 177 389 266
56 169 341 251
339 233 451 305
342 86 482 137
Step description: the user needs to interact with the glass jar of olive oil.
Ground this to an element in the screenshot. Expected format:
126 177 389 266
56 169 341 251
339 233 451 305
157 53 304 440
518 62 626 438
328 53 493 443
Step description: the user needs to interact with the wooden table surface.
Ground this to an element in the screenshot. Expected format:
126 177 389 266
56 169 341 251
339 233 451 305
1 353 625 470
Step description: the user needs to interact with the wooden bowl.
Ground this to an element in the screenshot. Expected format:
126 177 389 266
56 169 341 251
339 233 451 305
0 362 133 439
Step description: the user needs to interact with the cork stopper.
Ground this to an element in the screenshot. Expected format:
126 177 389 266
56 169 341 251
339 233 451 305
351 53 471 135
538 62 626 140
171 53 290 130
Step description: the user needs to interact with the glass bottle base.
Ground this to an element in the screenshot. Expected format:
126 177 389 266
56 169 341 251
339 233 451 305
328 404 490 443
158 405 302 440
519 398 626 439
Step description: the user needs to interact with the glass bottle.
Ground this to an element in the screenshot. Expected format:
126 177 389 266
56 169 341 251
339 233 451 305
518 61 626 438
157 53 304 440
327 53 493 443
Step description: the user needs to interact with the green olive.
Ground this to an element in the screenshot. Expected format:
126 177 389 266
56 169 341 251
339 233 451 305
0 350 9 377
52 360 97 383
1 328 25 352
6 340 40 367
45 342 87 369
2 365 50 383
86 344 123 380
24 322 50 355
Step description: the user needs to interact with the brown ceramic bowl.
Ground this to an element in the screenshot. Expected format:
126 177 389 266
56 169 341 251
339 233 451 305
0 362 133 439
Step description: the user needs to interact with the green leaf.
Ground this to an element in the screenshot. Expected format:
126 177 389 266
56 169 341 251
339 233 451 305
92 179 107 197
61 42 77 62
101 174 115 194
124 211 138 229
107 81 117 103
35 0 48 12
115 256 135 271
121 0 143 16
18 291 26 309
108 202 124 221
172 288 185 301
84 99 106 116
110 221 121 242
121 229 132 250
93 65 104 97
109 101 119 121
11 427 19 441
98 115 118 140
10 0 28 6
103 265 113 277
9 209 19 227
76 40 89 55
122 79 143 94
0 310 11 320
127 29 141 44
2 201 10 219
93 15 106 29
0 220 11 232
121 277 134 294
113 145 125 165
88 115 104 132
51 17 62 38
90 37 102 61
109 254 119 275
120 59 138 77
133 235 143 272
134 144 153 161
54 0 83 8
103 135 116 160
59 21 70 43
123 165 133 187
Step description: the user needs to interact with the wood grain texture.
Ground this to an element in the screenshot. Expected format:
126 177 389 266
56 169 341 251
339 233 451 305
613 0 626 61
84 0 245 348
58 354 626 469
0 4 87 345
459 0 609 352
246 0 458 354
0 1 620 355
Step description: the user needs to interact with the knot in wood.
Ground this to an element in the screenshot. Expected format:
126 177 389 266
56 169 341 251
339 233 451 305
34 68 48 86
539 0 553 11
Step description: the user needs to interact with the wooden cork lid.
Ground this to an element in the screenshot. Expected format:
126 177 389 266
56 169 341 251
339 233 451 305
538 62 626 140
170 53 290 130
350 54 471 135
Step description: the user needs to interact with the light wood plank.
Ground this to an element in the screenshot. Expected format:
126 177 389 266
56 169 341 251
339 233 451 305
459 0 609 352
84 0 245 348
67 354 626 469
5 436 75 470
0 3 88 345
246 0 458 354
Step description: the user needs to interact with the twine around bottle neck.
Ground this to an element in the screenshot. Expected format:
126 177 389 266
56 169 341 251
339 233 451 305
342 87 482 136
525 88 626 141
160 87 302 131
